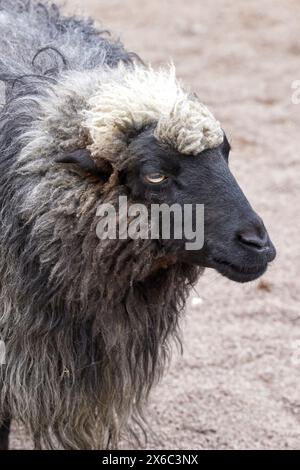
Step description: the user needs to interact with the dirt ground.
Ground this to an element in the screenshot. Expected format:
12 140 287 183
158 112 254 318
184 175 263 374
10 0 300 450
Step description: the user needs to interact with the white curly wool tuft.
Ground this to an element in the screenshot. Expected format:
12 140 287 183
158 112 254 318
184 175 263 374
84 64 223 157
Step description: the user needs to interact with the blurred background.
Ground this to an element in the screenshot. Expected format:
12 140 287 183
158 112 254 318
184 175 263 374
12 0 300 449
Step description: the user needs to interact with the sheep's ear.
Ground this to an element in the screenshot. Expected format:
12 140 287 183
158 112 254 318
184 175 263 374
56 150 114 182
55 149 101 175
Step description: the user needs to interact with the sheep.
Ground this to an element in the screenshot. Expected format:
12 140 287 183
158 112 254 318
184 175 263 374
0 0 276 450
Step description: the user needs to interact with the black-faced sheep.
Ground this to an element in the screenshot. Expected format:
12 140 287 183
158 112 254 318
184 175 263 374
0 0 276 450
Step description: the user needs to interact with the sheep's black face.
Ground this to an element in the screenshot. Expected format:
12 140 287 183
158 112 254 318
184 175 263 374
124 128 276 283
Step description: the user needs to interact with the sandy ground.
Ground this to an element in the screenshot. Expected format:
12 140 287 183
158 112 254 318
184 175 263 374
10 0 300 450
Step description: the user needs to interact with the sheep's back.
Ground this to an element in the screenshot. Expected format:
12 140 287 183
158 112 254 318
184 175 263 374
0 0 134 83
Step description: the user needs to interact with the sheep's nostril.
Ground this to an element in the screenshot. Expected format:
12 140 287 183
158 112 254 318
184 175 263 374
237 227 270 253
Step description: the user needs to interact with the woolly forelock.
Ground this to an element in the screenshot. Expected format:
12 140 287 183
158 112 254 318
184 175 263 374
84 64 224 158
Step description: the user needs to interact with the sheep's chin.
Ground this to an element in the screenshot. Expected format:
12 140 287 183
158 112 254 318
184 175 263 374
209 258 268 283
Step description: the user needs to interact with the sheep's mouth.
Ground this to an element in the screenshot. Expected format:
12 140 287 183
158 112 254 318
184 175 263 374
210 257 268 283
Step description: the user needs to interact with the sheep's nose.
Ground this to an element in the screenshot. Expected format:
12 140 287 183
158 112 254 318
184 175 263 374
237 216 276 260
238 228 268 251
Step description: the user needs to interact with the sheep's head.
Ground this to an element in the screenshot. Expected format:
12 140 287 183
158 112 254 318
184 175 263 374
36 64 275 283
59 64 273 283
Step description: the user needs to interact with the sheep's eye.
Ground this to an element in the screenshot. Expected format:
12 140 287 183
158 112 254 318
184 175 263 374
144 174 167 184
